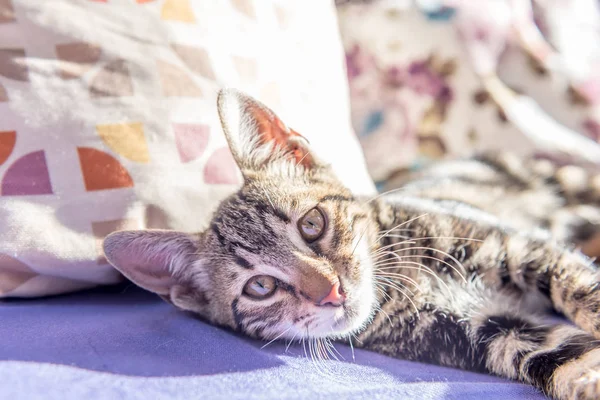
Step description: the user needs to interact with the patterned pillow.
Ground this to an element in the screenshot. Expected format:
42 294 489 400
0 0 375 297
338 2 600 184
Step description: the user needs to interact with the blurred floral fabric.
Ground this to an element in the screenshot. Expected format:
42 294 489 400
338 0 600 185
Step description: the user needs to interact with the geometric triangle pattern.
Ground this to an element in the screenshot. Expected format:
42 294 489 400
77 147 134 191
0 0 371 298
157 60 203 97
96 122 150 163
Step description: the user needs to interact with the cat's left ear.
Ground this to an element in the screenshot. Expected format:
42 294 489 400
217 88 324 177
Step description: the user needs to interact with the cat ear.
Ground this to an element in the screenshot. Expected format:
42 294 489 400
217 88 322 176
103 230 208 312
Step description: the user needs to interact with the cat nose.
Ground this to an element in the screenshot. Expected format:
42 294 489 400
318 282 345 307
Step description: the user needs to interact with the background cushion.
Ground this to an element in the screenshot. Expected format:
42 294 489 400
338 2 600 184
0 0 374 297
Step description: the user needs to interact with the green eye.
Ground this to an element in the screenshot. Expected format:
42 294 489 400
243 275 277 300
298 207 326 242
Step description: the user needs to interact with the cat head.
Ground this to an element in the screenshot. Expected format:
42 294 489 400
103 89 378 341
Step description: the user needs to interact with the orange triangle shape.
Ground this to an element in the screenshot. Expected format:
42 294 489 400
0 130 16 165
77 147 134 191
161 0 195 23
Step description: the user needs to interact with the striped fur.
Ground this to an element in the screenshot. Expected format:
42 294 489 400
104 90 600 400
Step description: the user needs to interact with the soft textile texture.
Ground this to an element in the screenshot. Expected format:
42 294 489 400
0 0 374 297
338 1 600 183
0 285 546 400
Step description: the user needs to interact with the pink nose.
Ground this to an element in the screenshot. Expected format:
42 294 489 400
318 282 345 307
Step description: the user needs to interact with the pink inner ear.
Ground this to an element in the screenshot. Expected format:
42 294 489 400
103 231 193 295
117 248 177 295
247 103 313 167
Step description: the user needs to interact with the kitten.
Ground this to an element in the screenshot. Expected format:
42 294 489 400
104 89 600 400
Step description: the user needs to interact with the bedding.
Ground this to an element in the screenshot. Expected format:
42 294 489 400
0 285 546 400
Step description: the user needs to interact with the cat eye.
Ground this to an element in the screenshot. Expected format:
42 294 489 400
298 207 326 242
243 275 278 300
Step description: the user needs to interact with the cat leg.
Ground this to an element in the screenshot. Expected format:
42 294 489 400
490 233 600 340
475 314 600 400
360 297 600 399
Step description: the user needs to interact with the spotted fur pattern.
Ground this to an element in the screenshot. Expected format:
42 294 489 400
104 90 600 400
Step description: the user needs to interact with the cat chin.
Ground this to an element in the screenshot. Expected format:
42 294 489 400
311 286 378 339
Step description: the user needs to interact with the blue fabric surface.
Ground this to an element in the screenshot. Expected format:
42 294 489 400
0 285 547 400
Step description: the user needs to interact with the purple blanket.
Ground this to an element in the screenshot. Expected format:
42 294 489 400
0 285 546 399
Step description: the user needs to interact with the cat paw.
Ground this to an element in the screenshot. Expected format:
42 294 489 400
569 279 600 338
582 282 600 338
552 349 600 400
572 369 600 400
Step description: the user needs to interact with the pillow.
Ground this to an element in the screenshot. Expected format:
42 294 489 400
338 2 600 184
0 0 375 297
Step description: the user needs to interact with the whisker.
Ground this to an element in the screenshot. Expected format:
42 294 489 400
328 339 344 361
317 338 329 362
372 233 412 245
393 251 467 283
262 188 276 210
302 335 308 359
308 336 330 377
351 220 377 256
372 246 467 283
375 214 429 241
348 335 356 362
375 272 423 293
373 229 415 246
374 258 454 295
375 276 413 296
295 151 311 167
285 330 300 352
376 281 420 318
374 257 436 278
372 299 394 328
362 186 410 205
376 286 392 302
382 235 483 245
375 276 415 296
371 236 482 259
370 246 418 261
307 336 314 363
261 326 292 349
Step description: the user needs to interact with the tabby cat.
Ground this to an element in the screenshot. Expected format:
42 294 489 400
104 89 600 400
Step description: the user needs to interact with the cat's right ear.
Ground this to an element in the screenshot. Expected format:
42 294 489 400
103 230 209 314
217 88 324 177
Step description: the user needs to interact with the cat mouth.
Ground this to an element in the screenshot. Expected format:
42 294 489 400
316 299 374 338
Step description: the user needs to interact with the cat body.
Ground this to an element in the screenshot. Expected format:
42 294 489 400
104 90 600 400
